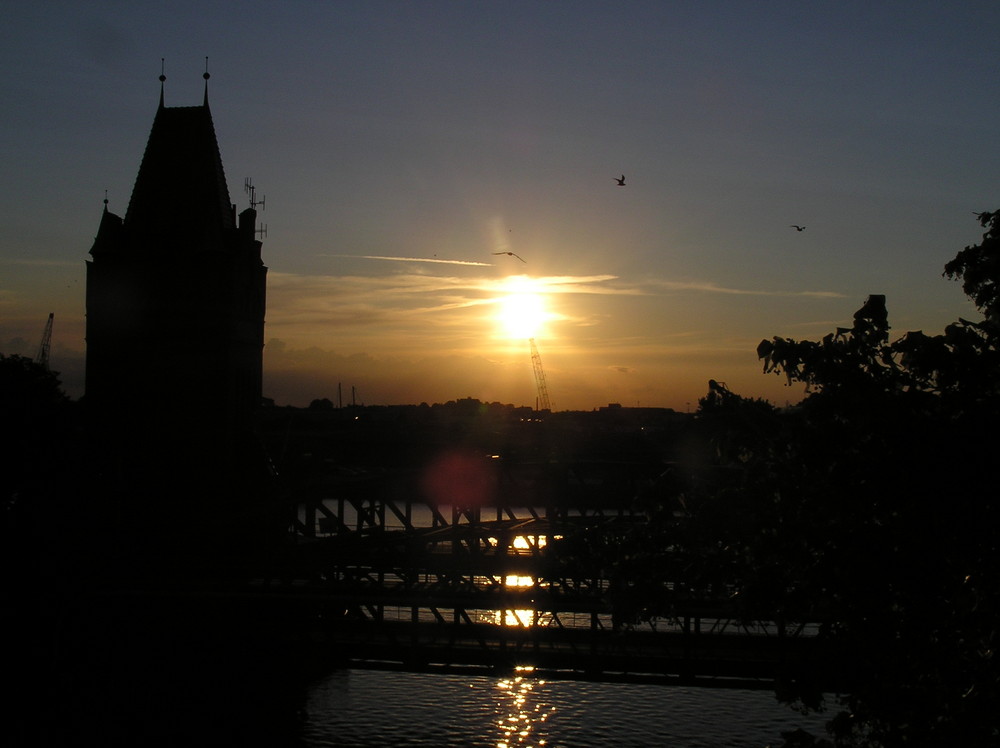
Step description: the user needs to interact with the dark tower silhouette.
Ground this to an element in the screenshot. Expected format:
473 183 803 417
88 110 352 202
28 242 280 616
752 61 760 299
86 73 266 430
84 71 274 573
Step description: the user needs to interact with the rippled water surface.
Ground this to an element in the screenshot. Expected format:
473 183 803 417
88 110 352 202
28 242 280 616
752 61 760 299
300 669 828 747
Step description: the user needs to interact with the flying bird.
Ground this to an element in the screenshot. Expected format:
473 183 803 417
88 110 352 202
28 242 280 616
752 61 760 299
615 174 626 186
790 225 806 231
493 251 526 263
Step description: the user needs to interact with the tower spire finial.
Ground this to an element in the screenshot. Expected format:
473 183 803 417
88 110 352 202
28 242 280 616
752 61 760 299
203 56 210 106
159 58 166 108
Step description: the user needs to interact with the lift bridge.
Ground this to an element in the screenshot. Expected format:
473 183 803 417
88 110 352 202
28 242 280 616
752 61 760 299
268 487 842 690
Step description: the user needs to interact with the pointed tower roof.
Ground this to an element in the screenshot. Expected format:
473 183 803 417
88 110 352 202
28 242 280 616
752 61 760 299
89 195 124 256
123 71 234 248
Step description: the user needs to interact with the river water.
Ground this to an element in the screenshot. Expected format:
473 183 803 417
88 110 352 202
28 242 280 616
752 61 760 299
299 668 830 747
296 503 831 745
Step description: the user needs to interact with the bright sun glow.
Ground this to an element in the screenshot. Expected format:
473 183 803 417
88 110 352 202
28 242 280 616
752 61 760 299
496 277 548 340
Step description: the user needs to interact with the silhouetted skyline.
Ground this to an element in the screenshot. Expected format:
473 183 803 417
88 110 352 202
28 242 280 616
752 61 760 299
2 2 998 410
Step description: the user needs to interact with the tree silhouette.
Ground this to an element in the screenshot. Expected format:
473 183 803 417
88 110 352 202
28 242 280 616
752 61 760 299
713 212 1000 746
0 353 70 508
944 210 1000 324
577 211 1000 746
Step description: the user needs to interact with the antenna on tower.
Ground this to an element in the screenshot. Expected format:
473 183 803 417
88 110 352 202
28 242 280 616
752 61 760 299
202 56 211 104
244 177 266 211
159 58 166 106
36 313 54 371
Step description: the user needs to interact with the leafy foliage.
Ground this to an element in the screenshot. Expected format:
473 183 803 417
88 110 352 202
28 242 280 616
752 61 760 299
0 353 71 505
587 213 1000 746
944 210 1000 324
0 352 68 416
715 214 1000 746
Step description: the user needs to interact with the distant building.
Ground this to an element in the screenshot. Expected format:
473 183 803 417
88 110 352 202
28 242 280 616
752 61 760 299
85 75 266 435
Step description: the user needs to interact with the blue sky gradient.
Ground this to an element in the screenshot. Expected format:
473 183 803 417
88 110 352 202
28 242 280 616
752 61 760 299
2 1 997 409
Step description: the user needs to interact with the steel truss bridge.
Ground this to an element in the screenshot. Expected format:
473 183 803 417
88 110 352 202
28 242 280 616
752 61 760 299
266 496 841 690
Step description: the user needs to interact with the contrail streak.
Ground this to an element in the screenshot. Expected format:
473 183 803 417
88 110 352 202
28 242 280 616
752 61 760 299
328 254 494 267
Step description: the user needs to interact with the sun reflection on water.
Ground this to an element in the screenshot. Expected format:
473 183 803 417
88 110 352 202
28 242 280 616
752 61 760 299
474 533 564 627
496 571 539 627
495 667 553 748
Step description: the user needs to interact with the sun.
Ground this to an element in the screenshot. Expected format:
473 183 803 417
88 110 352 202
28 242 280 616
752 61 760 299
494 275 550 340
498 290 545 339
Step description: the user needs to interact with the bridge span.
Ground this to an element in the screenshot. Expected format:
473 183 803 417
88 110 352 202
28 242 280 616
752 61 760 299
263 496 843 690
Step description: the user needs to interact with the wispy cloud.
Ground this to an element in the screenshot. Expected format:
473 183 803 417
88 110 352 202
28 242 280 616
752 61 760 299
643 278 845 298
263 271 636 345
323 254 494 267
262 269 847 361
265 270 843 335
268 272 633 307
0 258 79 267
536 275 639 296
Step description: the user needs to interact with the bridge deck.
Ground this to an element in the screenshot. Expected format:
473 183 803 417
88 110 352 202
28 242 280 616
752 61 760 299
276 498 844 689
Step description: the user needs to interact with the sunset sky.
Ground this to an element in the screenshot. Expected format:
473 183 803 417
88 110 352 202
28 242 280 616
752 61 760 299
2 2 998 411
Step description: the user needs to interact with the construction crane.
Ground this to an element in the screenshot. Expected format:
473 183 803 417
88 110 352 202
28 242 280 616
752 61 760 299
35 312 53 371
529 337 552 412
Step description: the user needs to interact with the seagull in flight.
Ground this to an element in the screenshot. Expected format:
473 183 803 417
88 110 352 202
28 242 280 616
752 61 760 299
790 224 806 231
615 174 626 186
493 251 526 263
